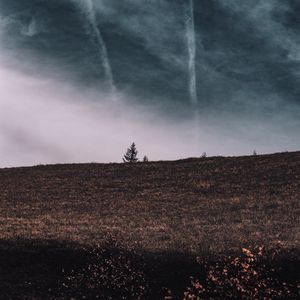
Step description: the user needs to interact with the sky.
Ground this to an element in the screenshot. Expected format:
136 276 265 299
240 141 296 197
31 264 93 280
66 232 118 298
0 0 299 167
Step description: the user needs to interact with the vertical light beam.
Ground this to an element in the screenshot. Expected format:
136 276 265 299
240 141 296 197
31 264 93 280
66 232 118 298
82 0 116 93
185 0 197 105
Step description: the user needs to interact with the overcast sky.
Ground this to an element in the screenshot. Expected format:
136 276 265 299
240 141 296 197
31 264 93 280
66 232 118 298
0 0 299 167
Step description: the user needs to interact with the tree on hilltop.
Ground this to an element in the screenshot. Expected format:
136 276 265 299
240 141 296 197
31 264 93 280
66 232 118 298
123 142 138 163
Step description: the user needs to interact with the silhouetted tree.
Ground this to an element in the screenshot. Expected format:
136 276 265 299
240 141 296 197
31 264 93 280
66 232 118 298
143 155 149 162
123 143 138 163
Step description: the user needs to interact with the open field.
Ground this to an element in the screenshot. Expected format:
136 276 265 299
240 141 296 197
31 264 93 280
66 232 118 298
1 151 299 253
0 151 299 298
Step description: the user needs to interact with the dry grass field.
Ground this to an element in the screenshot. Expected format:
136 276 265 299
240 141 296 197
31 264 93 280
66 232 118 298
0 151 299 298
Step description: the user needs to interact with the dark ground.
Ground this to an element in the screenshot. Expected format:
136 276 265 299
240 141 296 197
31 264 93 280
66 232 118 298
0 151 299 298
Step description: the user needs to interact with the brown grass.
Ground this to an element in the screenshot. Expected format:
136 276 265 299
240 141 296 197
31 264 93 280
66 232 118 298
0 151 299 254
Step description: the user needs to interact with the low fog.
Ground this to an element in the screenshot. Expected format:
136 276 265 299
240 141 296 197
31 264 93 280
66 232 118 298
0 57 198 167
1 55 298 168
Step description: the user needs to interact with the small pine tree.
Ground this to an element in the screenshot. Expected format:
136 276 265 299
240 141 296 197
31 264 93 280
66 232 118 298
253 150 257 156
143 155 149 162
123 143 138 163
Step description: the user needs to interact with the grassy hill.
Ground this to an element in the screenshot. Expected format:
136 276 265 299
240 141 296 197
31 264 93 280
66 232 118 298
0 151 299 298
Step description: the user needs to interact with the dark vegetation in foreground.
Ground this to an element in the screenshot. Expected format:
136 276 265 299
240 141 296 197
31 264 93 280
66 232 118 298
0 151 300 298
0 239 299 299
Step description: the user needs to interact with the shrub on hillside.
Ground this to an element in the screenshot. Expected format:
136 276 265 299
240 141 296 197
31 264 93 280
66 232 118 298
165 246 300 299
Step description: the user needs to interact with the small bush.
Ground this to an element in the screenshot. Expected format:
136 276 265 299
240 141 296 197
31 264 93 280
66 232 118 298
165 246 300 300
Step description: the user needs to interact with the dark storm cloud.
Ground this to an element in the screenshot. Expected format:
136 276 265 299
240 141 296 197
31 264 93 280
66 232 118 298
208 0 300 106
0 0 299 166
94 0 300 113
91 0 190 105
0 0 111 86
0 0 192 107
1 0 299 112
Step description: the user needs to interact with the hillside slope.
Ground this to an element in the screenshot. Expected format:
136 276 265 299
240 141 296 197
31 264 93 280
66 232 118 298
0 151 299 254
